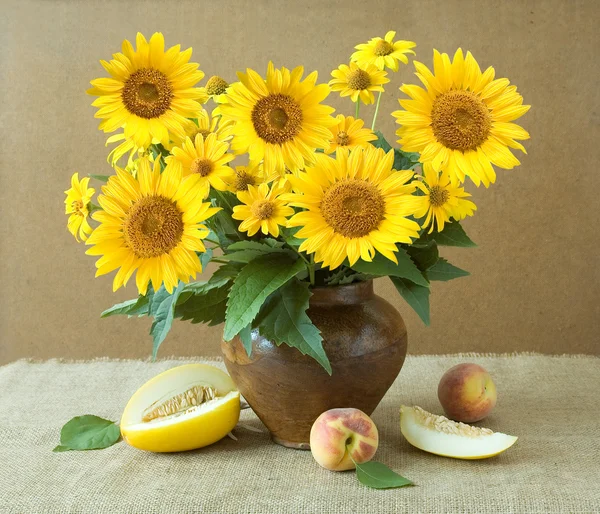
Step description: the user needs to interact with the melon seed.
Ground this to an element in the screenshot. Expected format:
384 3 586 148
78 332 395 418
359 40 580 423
142 385 218 422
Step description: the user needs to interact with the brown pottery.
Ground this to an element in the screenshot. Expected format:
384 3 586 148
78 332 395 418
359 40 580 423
220 279 408 449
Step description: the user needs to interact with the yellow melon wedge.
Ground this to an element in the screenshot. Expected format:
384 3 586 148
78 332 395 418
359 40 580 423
400 405 517 460
121 364 240 453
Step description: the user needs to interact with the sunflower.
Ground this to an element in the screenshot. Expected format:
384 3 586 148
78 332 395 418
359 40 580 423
329 62 389 104
232 183 294 238
218 62 336 175
165 133 234 198
224 162 279 193
326 114 377 154
351 31 416 72
414 163 476 233
286 147 422 269
392 49 530 187
65 173 95 242
88 32 208 149
86 157 219 295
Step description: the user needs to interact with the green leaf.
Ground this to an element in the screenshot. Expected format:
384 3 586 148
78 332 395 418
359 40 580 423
406 242 439 271
426 258 470 281
57 415 120 451
176 267 236 306
150 282 184 358
355 461 413 489
89 174 110 183
176 283 230 326
239 325 253 357
390 276 430 325
371 131 392 153
222 241 292 263
52 445 71 453
255 279 331 374
101 294 150 318
280 227 304 247
393 148 421 171
224 254 306 341
200 248 213 270
415 221 476 248
351 247 429 287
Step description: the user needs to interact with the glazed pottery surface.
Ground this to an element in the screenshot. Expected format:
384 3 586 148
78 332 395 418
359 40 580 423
220 280 408 449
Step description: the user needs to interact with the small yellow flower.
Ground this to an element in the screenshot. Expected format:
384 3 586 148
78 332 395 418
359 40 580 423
166 108 234 150
326 114 377 154
65 173 95 242
205 75 229 97
166 133 234 198
414 163 477 233
232 183 294 238
351 31 416 72
224 162 279 193
105 132 145 168
329 61 389 104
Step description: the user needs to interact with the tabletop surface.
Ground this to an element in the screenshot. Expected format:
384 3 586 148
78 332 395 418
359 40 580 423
1 354 599 513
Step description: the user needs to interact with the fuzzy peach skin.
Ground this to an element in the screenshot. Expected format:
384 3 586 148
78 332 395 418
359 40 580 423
309 408 379 471
438 363 497 423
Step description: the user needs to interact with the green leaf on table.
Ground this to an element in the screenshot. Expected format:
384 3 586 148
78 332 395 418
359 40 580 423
351 246 429 287
355 461 413 489
390 276 430 325
414 221 476 248
371 131 392 153
426 258 470 281
89 174 111 183
101 294 150 318
149 282 184 358
55 415 120 452
223 253 306 341
406 242 439 271
176 283 230 326
255 279 331 374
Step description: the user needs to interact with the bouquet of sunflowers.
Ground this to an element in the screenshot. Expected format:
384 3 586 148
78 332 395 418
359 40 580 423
65 32 529 373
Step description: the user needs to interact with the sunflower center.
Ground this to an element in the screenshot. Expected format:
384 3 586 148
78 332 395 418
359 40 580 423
347 69 371 91
251 200 275 220
431 90 491 151
429 185 450 206
321 180 385 238
191 158 214 177
123 195 184 259
252 94 303 144
336 131 350 146
234 171 256 192
122 68 173 119
374 40 394 56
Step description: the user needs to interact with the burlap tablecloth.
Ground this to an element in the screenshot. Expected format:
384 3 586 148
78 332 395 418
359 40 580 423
1 354 598 513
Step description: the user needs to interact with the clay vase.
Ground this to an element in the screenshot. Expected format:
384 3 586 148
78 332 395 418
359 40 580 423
220 279 408 449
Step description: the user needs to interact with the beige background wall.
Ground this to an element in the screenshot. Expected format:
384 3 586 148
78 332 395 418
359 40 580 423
1 0 598 364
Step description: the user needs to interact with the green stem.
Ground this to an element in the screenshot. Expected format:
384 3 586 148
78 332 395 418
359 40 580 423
214 189 234 212
205 237 221 246
308 254 316 286
210 258 229 264
371 91 383 131
355 98 360 118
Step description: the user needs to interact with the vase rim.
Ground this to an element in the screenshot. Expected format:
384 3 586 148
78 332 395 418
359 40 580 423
309 279 374 306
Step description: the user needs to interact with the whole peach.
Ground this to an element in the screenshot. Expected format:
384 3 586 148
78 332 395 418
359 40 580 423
438 363 497 422
309 408 379 471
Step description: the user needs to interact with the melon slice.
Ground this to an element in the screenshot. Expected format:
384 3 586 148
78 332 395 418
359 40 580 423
121 364 240 452
400 405 517 459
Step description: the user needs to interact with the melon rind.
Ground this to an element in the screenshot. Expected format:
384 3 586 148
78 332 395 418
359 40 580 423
121 364 241 452
400 405 517 460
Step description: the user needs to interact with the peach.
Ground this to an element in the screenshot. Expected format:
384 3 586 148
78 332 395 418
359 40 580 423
309 408 378 471
438 363 497 423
